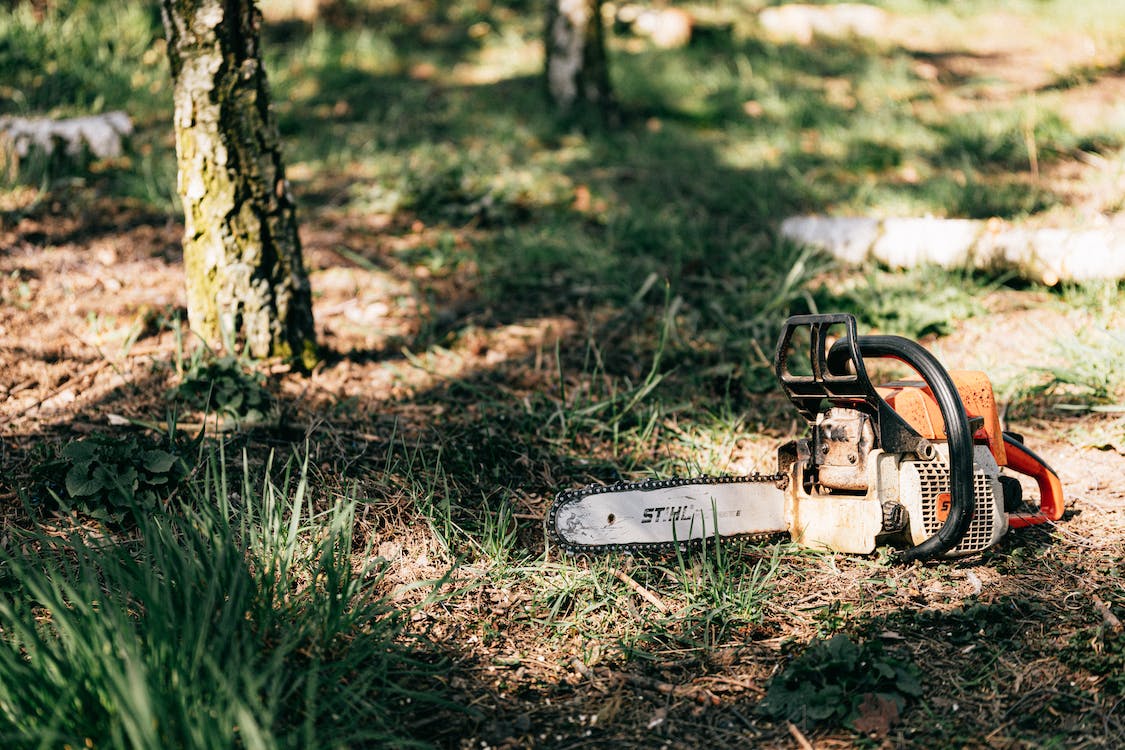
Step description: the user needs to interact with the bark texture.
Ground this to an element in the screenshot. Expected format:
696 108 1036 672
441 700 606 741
545 0 613 120
161 0 316 365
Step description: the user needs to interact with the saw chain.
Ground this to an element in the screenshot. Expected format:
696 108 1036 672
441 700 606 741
547 472 789 555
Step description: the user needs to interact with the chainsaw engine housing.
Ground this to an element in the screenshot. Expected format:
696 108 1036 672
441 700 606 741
784 440 1007 558
898 444 1007 556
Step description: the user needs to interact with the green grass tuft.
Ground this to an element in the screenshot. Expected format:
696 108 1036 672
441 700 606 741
0 448 450 749
808 264 996 338
1021 326 1125 411
0 1 166 118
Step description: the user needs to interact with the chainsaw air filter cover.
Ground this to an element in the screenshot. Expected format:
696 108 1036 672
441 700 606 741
899 444 1007 557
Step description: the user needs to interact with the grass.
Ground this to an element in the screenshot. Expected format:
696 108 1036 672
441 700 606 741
1000 284 1125 422
657 540 782 651
1015 326 1125 413
1 447 450 749
2 0 1125 747
0 2 166 119
807 264 999 338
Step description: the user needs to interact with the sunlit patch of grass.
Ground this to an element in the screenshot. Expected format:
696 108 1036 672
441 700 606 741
807 264 997 338
7 0 1125 226
525 540 782 660
607 18 1113 222
1057 279 1125 319
933 108 1121 175
999 283 1125 418
528 558 650 646
0 1 167 118
1019 327 1125 411
657 540 782 651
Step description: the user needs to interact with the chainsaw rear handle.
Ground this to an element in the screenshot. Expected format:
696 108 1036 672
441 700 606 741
775 314 974 563
1002 432 1064 526
827 334 975 563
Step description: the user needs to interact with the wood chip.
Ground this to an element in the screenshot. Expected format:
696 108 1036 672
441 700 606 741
787 721 815 750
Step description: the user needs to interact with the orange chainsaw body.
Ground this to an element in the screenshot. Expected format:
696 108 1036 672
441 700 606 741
878 372 1064 526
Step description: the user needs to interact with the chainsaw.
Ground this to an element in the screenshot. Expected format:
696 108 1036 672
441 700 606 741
548 313 1064 562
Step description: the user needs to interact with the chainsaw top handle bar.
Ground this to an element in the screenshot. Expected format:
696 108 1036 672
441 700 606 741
774 314 974 563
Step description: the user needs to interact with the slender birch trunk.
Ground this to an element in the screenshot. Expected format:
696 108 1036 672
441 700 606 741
161 0 316 366
545 0 613 121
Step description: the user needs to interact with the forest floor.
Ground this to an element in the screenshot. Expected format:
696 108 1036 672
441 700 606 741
2 1 1125 748
2 187 1123 749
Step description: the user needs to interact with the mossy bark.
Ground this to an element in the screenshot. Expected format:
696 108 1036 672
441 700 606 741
161 0 316 366
545 0 613 123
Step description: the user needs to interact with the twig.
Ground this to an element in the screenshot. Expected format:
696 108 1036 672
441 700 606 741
697 675 766 696
787 721 815 750
1 359 107 423
327 426 389 443
728 705 756 731
571 659 718 705
612 568 669 613
610 670 718 705
116 342 168 358
4 378 37 397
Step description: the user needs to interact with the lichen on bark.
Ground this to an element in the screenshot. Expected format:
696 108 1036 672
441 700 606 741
162 0 316 366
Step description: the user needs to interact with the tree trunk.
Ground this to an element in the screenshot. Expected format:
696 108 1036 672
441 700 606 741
545 0 613 121
161 0 316 367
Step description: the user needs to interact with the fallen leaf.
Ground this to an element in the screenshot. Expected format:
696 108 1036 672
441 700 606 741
853 693 899 736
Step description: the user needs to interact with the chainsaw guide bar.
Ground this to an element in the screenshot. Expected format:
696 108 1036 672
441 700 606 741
548 473 789 555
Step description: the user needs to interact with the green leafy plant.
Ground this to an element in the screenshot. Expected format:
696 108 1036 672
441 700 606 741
758 633 922 730
30 431 192 523
170 355 277 428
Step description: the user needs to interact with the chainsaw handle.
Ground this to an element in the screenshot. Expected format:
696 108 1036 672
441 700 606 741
826 333 975 563
775 314 930 457
1002 433 1064 526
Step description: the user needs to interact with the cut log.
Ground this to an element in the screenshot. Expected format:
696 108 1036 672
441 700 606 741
0 111 133 161
780 214 1125 283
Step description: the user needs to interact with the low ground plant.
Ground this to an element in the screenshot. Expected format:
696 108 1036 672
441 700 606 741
28 429 194 524
758 633 923 731
169 354 277 429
